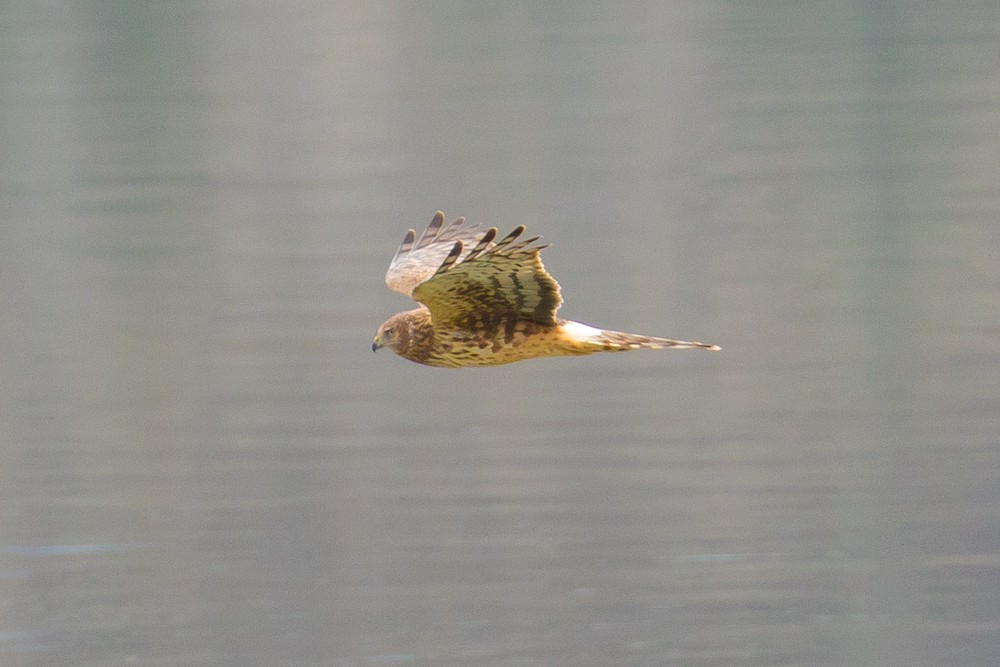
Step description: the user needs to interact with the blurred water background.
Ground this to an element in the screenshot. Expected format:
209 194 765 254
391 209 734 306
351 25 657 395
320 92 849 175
2 2 999 665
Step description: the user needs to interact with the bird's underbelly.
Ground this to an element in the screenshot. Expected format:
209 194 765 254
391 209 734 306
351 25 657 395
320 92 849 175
422 321 588 368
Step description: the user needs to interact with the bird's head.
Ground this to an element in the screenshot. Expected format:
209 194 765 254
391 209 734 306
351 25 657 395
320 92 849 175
373 309 429 356
372 315 401 353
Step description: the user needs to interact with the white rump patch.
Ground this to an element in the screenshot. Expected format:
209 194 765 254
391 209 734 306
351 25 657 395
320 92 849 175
561 320 603 343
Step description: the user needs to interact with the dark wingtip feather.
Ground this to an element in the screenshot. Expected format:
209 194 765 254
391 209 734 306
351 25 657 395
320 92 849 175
416 211 446 249
391 228 417 265
463 227 498 261
494 225 526 249
504 235 544 254
435 239 464 275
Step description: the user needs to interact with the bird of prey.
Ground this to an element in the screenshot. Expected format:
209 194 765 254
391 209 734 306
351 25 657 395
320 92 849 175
373 211 719 368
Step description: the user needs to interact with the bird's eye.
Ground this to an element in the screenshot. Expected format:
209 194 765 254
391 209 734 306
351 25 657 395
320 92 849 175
384 327 394 338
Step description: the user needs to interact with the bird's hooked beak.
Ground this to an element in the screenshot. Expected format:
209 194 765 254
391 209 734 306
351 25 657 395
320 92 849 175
372 337 383 352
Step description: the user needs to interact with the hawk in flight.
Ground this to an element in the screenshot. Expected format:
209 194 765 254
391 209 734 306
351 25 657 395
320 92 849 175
373 211 720 368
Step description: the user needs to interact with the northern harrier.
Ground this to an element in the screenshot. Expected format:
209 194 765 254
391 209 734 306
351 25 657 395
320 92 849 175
373 211 720 367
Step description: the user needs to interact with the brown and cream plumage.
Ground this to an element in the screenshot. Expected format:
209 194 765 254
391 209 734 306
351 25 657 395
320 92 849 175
373 211 720 368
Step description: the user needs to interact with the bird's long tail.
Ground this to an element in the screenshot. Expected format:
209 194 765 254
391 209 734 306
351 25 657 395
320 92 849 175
595 329 720 351
560 320 720 353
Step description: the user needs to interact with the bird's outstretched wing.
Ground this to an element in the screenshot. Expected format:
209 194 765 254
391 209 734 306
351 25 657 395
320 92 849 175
386 211 562 328
385 211 491 297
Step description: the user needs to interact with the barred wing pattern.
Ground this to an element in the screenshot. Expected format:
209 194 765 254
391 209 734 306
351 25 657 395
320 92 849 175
385 211 490 297
386 211 563 330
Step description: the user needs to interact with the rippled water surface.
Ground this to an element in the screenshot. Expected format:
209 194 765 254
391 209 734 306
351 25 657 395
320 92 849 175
3 2 999 665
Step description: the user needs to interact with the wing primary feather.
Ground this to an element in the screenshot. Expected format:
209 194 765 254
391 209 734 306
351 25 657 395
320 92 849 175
434 240 464 275
441 216 467 237
496 236 542 255
391 229 416 265
463 227 498 261
506 235 541 252
493 225 526 250
416 211 446 249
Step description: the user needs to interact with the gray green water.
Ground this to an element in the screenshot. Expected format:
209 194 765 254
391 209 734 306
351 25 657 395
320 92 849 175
2 2 999 665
